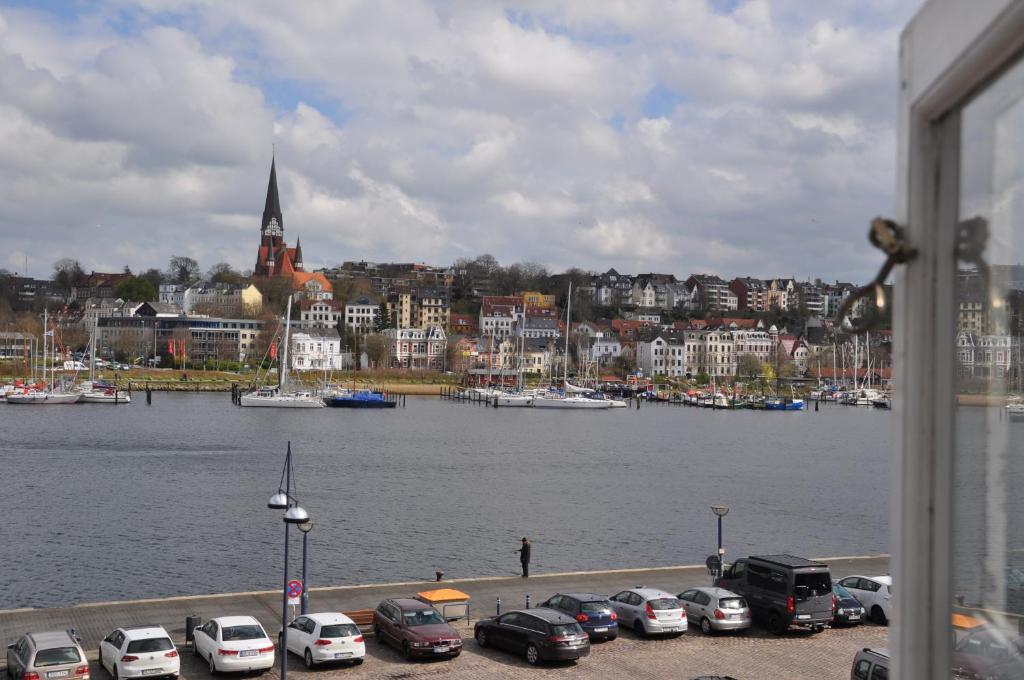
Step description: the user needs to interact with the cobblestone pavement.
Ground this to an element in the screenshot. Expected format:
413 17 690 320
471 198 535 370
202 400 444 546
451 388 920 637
167 620 888 680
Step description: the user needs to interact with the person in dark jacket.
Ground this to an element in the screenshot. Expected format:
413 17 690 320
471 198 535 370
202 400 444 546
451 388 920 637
515 537 531 577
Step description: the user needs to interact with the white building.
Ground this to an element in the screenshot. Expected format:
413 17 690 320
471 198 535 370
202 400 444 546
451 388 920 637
384 325 447 370
290 328 350 371
299 299 344 328
344 296 379 334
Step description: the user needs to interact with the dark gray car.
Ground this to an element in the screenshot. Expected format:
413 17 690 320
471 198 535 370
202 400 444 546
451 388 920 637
715 554 833 634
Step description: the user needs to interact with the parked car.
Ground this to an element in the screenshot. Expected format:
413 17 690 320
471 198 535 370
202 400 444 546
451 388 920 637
372 598 462 660
473 608 590 665
851 647 889 679
98 625 179 680
5 630 90 680
608 587 687 637
835 575 892 625
716 554 833 634
952 627 1024 680
538 593 618 641
191 616 274 674
831 581 866 626
677 587 751 635
280 613 365 668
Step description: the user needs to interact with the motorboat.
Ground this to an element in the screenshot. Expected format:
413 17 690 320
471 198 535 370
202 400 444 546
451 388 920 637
764 397 805 411
78 381 130 404
1006 403 1024 421
324 390 396 408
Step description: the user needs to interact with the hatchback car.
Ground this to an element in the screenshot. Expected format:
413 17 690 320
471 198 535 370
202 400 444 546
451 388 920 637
677 587 751 635
98 626 179 680
191 616 275 674
609 587 687 636
6 631 90 680
474 608 590 665
281 613 365 668
372 598 462 660
836 575 892 625
538 593 618 641
831 582 866 626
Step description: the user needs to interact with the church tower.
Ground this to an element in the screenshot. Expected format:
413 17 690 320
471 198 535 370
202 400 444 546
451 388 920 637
255 156 288 276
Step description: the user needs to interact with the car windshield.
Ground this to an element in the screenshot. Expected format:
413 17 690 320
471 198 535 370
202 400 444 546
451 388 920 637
221 625 265 641
833 583 853 599
550 624 584 637
795 573 832 596
34 648 82 667
719 597 747 609
126 638 174 654
580 602 611 613
647 598 681 610
402 610 444 626
320 624 360 638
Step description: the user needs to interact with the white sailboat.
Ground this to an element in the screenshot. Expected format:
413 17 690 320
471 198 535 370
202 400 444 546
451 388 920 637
7 309 80 404
78 315 130 403
240 296 324 408
534 283 612 410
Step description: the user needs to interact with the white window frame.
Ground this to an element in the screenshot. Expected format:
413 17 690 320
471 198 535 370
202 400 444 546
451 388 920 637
896 3 1024 678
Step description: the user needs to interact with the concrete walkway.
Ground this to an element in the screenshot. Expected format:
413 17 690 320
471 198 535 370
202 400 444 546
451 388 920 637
0 555 889 661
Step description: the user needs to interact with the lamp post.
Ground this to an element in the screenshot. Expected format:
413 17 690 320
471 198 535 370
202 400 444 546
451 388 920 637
710 505 729 579
297 520 313 615
268 442 310 680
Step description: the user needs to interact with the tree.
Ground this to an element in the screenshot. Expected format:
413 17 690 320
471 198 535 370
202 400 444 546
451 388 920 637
207 262 246 285
115 276 157 302
364 333 389 368
736 353 762 379
139 268 164 292
52 259 84 293
695 371 711 386
375 302 391 331
167 255 200 284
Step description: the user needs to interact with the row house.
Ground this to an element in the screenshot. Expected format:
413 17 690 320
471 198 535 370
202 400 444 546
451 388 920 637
387 286 450 330
299 299 344 329
957 331 1016 378
767 278 797 310
777 334 813 372
686 274 738 312
344 296 379 334
290 328 350 371
522 291 555 309
638 328 774 378
584 268 634 306
383 326 447 370
519 315 559 339
729 277 770 311
159 283 190 307
632 274 678 310
449 313 478 335
479 295 523 339
184 282 263 316
323 261 452 295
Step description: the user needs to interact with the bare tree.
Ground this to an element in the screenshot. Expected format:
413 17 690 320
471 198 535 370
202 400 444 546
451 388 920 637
52 259 84 293
167 255 200 284
364 333 389 368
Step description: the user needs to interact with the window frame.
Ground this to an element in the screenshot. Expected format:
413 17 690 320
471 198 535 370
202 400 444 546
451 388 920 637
897 3 1024 679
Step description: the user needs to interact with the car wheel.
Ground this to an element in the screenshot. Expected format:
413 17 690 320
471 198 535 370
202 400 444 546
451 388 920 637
525 643 540 666
112 666 118 680
871 606 888 625
633 620 645 637
475 629 487 648
768 612 786 635
208 655 217 675
402 641 412 660
303 649 314 669
700 617 713 635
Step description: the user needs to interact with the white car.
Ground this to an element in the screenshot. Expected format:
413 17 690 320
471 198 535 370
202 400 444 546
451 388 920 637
98 626 179 680
192 616 274 674
836 575 893 624
608 587 687 636
281 613 365 668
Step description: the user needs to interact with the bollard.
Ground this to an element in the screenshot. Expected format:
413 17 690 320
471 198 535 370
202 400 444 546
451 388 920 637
525 594 531 609
146 385 152 405
436 570 444 582
496 596 502 616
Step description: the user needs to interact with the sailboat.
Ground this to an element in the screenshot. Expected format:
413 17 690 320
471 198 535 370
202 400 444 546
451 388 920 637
534 283 612 410
78 315 130 403
240 295 324 408
7 309 80 404
494 325 536 407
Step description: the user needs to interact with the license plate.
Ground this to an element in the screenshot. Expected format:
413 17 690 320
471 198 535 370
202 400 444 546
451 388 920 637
730 614 743 620
46 672 69 678
796 614 811 620
142 670 163 675
333 652 352 659
239 650 258 657
592 627 607 633
432 647 448 654
848 615 861 620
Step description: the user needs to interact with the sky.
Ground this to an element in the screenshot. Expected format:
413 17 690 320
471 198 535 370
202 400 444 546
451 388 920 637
0 0 923 282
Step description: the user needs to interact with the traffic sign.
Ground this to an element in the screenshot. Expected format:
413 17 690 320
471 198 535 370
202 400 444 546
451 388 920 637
287 579 303 604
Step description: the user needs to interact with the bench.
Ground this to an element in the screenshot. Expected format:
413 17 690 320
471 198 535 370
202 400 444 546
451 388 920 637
343 609 376 633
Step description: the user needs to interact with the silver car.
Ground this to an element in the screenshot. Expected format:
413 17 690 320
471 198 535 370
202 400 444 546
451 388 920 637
677 587 752 635
609 587 687 636
6 631 90 680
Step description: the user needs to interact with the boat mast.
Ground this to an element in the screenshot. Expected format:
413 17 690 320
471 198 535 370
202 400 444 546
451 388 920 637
90 314 98 382
280 295 293 390
564 282 572 386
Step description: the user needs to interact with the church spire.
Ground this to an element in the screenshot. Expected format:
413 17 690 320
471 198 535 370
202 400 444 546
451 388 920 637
261 155 283 233
294 235 303 269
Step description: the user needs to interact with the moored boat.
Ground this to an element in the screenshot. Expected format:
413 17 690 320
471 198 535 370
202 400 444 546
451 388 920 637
324 390 397 408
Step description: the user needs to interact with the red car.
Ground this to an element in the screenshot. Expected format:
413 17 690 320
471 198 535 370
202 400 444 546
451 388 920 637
952 628 1024 680
372 598 462 660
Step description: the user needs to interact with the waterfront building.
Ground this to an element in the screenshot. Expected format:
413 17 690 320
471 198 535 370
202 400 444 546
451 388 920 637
290 328 351 371
96 314 265 363
383 326 447 370
956 331 1016 379
0 331 30 359
343 296 378 334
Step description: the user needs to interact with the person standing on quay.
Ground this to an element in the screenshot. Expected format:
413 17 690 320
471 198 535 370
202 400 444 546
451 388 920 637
516 537 531 577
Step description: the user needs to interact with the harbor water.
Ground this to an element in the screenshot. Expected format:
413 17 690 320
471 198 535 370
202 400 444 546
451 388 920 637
0 394 892 609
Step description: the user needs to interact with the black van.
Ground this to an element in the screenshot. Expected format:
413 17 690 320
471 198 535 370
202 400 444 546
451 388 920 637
715 554 833 634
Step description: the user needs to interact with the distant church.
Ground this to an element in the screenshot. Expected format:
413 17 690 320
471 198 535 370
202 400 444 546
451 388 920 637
253 157 333 302
255 156 304 277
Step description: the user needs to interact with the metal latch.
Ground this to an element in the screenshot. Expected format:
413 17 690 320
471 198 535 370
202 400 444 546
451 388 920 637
835 217 917 333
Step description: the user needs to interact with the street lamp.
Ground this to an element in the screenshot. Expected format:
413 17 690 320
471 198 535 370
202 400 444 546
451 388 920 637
710 505 729 579
297 520 313 615
268 442 310 680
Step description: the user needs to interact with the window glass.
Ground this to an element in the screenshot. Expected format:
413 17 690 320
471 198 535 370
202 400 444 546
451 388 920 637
126 638 173 654
580 602 609 614
795 573 832 596
402 609 445 627
952 53 1024 680
853 659 871 680
679 590 697 602
320 624 359 638
33 648 82 667
719 597 746 610
647 597 681 611
221 625 264 641
550 623 583 637
869 665 888 680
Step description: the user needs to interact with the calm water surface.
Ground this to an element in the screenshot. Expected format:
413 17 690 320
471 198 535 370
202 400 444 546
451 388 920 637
0 394 891 609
